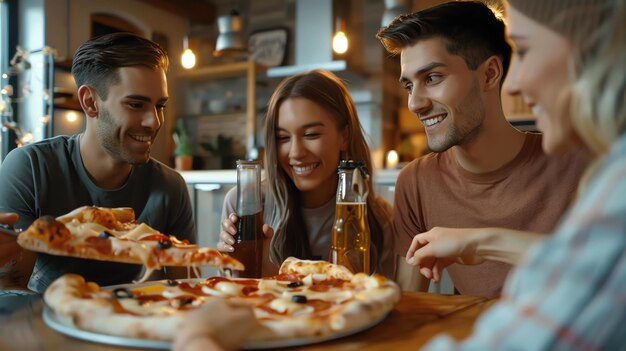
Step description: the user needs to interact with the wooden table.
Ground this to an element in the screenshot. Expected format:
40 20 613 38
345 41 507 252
0 292 497 350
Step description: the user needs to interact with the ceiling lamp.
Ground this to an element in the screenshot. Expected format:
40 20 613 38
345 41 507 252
214 10 247 56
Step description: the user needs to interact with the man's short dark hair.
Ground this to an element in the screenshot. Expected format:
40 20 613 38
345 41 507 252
71 32 169 99
376 1 512 81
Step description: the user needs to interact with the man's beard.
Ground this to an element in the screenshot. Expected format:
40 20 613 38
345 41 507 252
96 108 151 165
427 79 485 152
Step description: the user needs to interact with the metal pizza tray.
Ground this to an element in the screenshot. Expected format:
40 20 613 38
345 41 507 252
43 305 389 349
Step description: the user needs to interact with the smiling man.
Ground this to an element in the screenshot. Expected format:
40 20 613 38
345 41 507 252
376 1 589 298
0 33 195 293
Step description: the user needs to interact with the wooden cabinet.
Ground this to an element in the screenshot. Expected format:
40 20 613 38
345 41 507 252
175 62 267 167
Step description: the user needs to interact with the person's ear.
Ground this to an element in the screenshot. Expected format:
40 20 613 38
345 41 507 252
482 56 503 91
77 85 99 118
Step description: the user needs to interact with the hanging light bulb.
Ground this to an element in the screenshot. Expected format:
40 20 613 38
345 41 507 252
66 111 78 123
332 17 348 55
181 36 196 69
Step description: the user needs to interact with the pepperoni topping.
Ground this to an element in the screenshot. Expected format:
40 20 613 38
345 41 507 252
135 294 168 303
205 276 258 289
265 273 301 282
85 236 113 255
178 282 206 296
308 279 347 292
306 299 333 312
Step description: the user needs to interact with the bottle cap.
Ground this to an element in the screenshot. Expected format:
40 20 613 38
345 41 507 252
338 160 368 176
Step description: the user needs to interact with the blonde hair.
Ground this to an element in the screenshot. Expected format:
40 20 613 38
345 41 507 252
263 70 385 265
570 0 626 155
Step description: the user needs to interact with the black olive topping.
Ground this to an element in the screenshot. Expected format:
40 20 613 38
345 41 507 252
287 281 303 288
165 279 179 286
173 298 194 308
112 288 134 299
157 238 173 250
98 231 113 239
292 295 307 304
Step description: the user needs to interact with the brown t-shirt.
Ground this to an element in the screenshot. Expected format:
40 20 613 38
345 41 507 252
393 133 590 298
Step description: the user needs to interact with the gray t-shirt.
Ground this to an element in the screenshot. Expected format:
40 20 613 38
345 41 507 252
0 135 196 293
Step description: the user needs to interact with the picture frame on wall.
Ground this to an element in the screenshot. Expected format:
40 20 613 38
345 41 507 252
248 27 288 67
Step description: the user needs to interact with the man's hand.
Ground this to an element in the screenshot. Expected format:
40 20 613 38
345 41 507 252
0 212 36 290
405 227 486 283
172 299 261 351
0 212 18 226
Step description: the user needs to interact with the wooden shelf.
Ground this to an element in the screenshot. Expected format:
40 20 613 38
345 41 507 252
176 61 266 81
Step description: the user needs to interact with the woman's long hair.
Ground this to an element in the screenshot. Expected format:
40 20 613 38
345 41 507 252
263 70 385 265
570 0 626 156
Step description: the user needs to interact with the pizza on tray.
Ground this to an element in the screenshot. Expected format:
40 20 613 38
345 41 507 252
43 257 401 344
17 206 243 280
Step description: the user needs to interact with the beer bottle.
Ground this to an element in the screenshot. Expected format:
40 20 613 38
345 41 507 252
231 160 264 278
330 160 371 274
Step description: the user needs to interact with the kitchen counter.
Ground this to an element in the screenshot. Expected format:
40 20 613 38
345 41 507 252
177 168 401 185
177 169 237 184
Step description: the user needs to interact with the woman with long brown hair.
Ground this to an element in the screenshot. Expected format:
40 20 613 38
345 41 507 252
217 69 394 277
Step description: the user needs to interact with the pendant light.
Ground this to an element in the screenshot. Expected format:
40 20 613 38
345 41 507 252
332 17 348 55
214 10 247 56
181 35 196 69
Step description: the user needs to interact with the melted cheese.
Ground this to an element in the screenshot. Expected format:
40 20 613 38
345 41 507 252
122 223 160 240
268 298 313 315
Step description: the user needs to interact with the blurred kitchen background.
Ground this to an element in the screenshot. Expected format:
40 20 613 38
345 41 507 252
0 0 532 283
0 0 532 170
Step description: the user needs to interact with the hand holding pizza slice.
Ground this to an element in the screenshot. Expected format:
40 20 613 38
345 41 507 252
17 206 244 280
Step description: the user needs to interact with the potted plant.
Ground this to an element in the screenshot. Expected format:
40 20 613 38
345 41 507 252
172 119 193 171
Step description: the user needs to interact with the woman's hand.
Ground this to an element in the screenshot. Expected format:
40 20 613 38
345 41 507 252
405 227 486 283
406 227 543 283
172 299 260 351
216 213 274 253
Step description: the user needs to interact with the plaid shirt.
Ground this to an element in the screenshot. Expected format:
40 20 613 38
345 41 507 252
426 133 626 351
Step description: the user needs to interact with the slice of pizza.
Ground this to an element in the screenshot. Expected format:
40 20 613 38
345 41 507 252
17 206 244 278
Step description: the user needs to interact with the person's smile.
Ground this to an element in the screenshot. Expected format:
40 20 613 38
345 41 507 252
291 162 320 176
